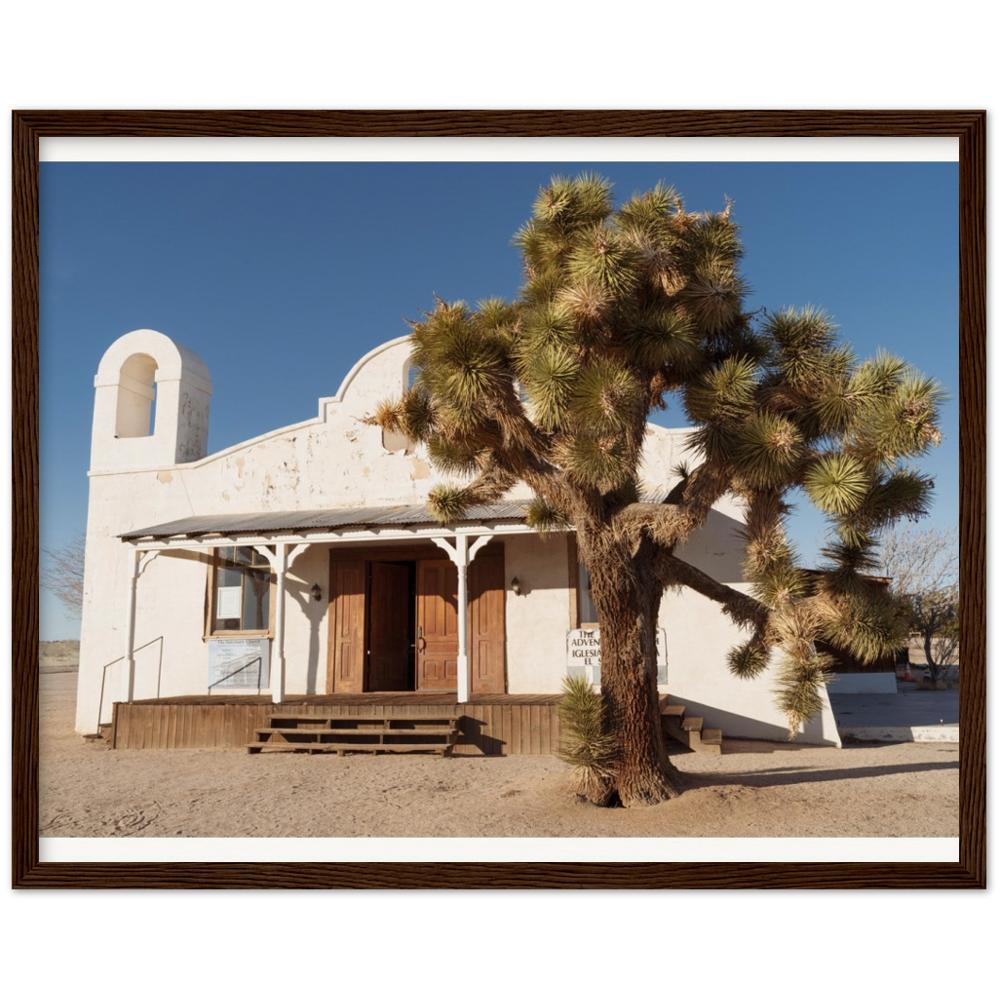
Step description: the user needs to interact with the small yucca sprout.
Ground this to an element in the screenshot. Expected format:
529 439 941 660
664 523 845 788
557 674 617 805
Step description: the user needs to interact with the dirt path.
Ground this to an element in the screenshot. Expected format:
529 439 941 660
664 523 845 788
39 671 959 839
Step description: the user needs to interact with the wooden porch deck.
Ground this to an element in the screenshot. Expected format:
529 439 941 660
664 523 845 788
111 693 564 755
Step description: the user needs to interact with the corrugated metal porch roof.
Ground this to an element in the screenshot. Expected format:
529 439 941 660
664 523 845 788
119 501 534 540
120 487 672 541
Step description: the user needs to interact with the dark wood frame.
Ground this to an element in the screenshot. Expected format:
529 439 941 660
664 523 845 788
13 110 985 889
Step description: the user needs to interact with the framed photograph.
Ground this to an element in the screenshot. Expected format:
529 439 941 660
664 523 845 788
13 110 985 889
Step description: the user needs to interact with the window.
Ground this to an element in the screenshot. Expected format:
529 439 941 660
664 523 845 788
567 535 600 629
211 546 273 634
577 562 599 627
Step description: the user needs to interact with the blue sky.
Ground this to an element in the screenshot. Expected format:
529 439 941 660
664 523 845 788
39 159 959 640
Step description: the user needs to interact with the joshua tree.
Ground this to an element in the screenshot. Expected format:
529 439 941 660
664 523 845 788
372 174 943 806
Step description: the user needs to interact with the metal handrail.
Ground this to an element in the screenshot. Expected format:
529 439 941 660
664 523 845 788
208 655 263 691
96 635 164 732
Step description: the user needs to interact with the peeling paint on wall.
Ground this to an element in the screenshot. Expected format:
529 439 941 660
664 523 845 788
409 457 430 480
382 428 413 454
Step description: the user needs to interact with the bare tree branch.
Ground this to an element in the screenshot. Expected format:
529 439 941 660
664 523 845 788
41 532 86 617
877 524 958 595
877 524 959 681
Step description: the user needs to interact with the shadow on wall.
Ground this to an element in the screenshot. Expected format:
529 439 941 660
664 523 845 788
289 578 326 694
666 694 839 746
673 509 748 583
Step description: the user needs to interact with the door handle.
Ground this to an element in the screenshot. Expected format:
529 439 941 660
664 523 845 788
416 625 426 652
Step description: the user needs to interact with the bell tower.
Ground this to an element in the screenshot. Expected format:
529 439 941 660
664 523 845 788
91 329 213 472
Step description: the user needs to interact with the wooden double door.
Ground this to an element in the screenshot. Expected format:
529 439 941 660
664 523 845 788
328 545 506 695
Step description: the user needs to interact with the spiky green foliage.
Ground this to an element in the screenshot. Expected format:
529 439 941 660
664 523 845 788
733 413 803 488
728 639 771 679
772 652 837 738
557 674 617 805
525 497 569 534
803 455 869 515
367 172 945 758
426 483 472 523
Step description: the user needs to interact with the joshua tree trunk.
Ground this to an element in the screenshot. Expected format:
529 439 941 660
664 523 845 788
586 537 680 806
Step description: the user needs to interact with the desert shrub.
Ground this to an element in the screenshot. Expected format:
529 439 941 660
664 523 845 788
557 674 617 805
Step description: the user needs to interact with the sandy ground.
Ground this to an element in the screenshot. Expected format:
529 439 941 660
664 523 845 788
38 668 959 838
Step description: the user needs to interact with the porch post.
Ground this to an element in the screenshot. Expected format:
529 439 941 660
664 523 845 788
272 541 288 704
433 534 492 704
122 547 140 704
455 535 470 703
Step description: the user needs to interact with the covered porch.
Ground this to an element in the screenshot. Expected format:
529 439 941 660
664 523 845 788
111 502 567 726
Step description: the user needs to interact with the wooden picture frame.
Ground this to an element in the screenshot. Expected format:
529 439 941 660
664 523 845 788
12 110 985 889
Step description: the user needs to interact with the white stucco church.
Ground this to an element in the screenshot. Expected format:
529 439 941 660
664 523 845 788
75 329 841 750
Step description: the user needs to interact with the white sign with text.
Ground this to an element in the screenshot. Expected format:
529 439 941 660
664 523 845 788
566 628 667 686
208 638 270 690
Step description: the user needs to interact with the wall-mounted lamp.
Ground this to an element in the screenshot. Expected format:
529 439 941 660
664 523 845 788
510 577 522 597
310 583 322 602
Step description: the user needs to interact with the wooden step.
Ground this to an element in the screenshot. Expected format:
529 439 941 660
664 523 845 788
249 712 461 756
256 726 458 737
660 705 724 754
267 714 460 726
247 741 455 756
